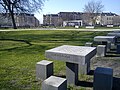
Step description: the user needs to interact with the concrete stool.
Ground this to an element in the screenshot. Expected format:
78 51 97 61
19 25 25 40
36 60 53 80
42 76 67 90
96 45 106 57
110 43 116 50
102 41 111 52
85 42 93 47
117 44 120 54
93 67 113 90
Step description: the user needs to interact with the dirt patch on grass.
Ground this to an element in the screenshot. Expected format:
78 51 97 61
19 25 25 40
91 56 120 77
91 55 120 90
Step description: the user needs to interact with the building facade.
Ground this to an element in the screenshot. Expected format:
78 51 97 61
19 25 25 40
0 13 39 28
43 12 120 27
43 12 83 27
43 14 60 26
96 12 120 26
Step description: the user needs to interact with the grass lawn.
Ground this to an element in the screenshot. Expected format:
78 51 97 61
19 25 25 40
0 30 114 90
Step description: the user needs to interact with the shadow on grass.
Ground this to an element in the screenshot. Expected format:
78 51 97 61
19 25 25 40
106 53 120 57
54 74 93 87
0 38 33 51
88 70 94 75
55 70 120 89
0 39 32 46
106 50 120 57
0 45 31 52
77 81 93 87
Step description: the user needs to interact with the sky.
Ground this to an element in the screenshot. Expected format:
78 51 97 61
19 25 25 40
34 0 120 23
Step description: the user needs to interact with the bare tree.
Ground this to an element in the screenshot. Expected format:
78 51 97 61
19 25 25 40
0 0 45 29
83 0 104 26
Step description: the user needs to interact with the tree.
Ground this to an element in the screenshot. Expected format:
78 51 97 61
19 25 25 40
0 0 45 29
83 0 104 26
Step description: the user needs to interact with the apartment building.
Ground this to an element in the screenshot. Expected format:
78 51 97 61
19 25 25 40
43 12 120 27
0 13 39 28
43 14 60 26
43 12 83 26
100 13 119 26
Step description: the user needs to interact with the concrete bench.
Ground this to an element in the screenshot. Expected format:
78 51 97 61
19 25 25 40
42 76 67 90
96 45 106 57
36 60 53 80
93 67 113 90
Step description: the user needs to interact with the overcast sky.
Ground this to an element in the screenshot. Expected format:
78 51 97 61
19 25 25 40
34 0 120 23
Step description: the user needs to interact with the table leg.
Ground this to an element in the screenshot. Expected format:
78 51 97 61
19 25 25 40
66 62 78 85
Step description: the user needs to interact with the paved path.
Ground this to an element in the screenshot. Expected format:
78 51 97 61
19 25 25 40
0 28 120 32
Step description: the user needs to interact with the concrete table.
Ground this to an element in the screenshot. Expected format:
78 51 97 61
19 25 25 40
113 31 120 33
108 33 120 38
45 45 96 85
94 36 116 51
94 36 116 43
107 32 120 43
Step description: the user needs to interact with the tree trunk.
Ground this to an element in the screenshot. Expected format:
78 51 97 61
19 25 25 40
8 5 17 29
10 11 17 29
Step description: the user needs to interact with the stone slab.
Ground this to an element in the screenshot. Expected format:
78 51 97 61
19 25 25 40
94 36 116 44
36 60 53 80
94 67 113 90
42 76 67 90
45 45 96 65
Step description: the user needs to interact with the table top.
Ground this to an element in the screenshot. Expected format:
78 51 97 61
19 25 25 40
45 45 96 64
94 36 115 39
94 36 115 43
46 45 96 56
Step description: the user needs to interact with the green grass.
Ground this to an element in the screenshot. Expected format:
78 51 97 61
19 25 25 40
0 30 109 90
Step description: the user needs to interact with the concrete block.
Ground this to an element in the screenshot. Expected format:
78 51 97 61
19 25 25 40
36 60 53 80
96 45 106 57
85 42 93 47
93 67 113 90
110 43 116 50
42 76 67 90
117 44 120 54
66 62 78 85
